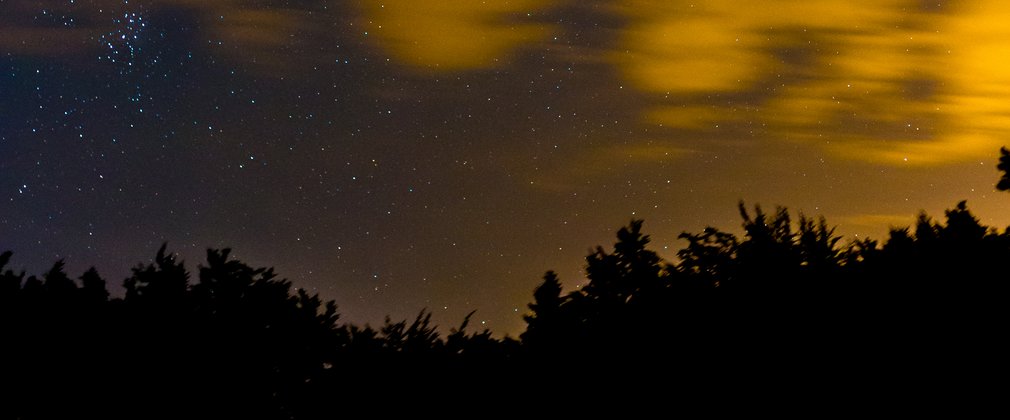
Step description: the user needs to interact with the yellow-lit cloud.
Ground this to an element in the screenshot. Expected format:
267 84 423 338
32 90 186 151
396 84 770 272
610 0 902 93
10 0 1010 168
5 1 558 72
611 0 1010 166
356 0 554 71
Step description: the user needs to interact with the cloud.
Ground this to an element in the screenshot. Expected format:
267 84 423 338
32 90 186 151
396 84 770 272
609 0 1010 166
609 0 902 94
2 0 559 74
355 0 556 71
0 1 108 58
0 26 94 57
0 1 330 73
10 0 1010 168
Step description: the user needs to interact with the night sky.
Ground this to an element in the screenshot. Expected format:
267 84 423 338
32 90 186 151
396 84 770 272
4 0 1010 335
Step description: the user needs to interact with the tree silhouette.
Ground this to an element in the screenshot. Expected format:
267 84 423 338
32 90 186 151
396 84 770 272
7 146 1010 417
124 243 190 306
79 267 109 304
583 220 666 305
0 251 23 300
445 310 505 363
998 146 1010 190
42 260 77 300
677 227 738 289
520 270 567 352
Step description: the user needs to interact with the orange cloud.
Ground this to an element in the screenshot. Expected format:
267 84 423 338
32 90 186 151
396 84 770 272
0 27 95 57
356 0 555 71
0 1 108 58
610 0 1010 166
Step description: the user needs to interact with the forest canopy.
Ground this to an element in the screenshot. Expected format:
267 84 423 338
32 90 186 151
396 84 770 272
4 152 1010 417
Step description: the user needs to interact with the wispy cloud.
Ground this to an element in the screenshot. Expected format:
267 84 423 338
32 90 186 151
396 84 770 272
355 0 556 71
0 1 334 72
9 0 1010 169
608 0 1010 166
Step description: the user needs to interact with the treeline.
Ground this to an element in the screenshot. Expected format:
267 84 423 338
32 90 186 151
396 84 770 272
2 246 513 418
523 201 1007 355
4 199 1010 417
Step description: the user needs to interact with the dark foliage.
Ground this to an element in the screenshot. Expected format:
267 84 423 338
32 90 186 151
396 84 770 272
2 246 503 419
998 147 1010 191
517 202 1010 399
5 150 1010 417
